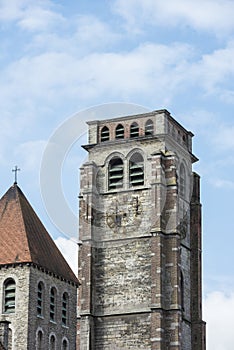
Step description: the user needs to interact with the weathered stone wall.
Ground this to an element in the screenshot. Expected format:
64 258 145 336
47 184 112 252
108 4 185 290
0 265 77 350
28 265 77 350
94 314 151 349
0 265 30 350
93 238 151 315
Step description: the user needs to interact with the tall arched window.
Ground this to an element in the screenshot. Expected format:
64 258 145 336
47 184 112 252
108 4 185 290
115 124 125 139
180 164 186 197
130 122 139 138
50 287 56 322
181 271 185 312
100 126 110 142
62 293 68 326
129 153 144 186
49 334 56 350
4 278 16 313
108 157 124 190
62 338 69 350
36 330 43 350
37 282 44 316
145 119 154 136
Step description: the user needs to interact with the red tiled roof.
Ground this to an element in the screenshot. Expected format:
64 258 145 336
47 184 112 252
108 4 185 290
0 184 78 284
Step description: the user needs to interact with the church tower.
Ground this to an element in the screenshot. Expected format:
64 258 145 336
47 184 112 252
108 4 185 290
78 109 206 349
0 183 78 350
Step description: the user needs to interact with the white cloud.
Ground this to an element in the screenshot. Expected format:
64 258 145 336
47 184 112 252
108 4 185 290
0 0 64 31
14 140 47 171
54 236 78 275
113 0 234 36
194 42 234 94
211 179 234 190
204 291 234 350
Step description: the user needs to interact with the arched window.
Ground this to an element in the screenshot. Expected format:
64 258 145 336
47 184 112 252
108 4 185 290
50 287 56 322
145 119 154 136
62 293 68 326
130 122 139 138
36 330 43 350
37 282 44 316
62 338 69 350
181 271 185 312
100 126 110 142
4 278 16 313
115 124 125 139
108 157 124 190
49 334 56 350
129 153 144 186
180 164 186 197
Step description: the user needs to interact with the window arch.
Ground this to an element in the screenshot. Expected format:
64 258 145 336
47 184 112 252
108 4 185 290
180 164 186 197
115 124 124 139
37 281 44 316
4 278 16 313
62 293 68 326
36 329 43 350
108 157 124 190
50 287 57 322
145 119 154 136
100 126 110 142
130 122 139 138
62 338 69 350
49 334 56 350
129 153 144 186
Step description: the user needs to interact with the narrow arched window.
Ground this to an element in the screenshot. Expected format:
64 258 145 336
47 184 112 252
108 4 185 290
37 282 44 316
62 338 69 350
181 271 185 312
130 122 139 138
100 126 110 142
50 287 56 322
129 153 144 186
62 293 68 326
115 124 124 139
109 157 124 190
36 330 43 350
180 164 186 197
4 278 16 313
145 119 154 136
49 334 56 350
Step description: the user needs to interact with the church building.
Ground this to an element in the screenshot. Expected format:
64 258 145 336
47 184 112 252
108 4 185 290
0 183 79 350
77 109 206 349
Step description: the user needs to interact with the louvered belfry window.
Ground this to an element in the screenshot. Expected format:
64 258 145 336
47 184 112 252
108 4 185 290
62 293 68 326
4 278 16 313
37 282 44 316
100 126 110 142
115 124 125 139
129 153 144 186
50 287 56 321
109 157 124 190
130 122 139 138
145 119 154 136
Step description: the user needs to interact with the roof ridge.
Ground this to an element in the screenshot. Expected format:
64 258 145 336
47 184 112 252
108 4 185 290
14 184 33 263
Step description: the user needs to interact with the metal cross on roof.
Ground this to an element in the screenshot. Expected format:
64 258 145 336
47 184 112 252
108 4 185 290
12 165 20 184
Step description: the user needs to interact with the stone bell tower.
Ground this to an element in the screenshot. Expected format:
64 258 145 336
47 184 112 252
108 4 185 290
77 109 206 349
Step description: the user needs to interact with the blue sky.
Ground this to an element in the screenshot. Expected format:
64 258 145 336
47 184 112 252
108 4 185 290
0 1 234 348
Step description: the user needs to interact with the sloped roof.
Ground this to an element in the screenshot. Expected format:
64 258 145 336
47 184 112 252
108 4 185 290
0 183 78 284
